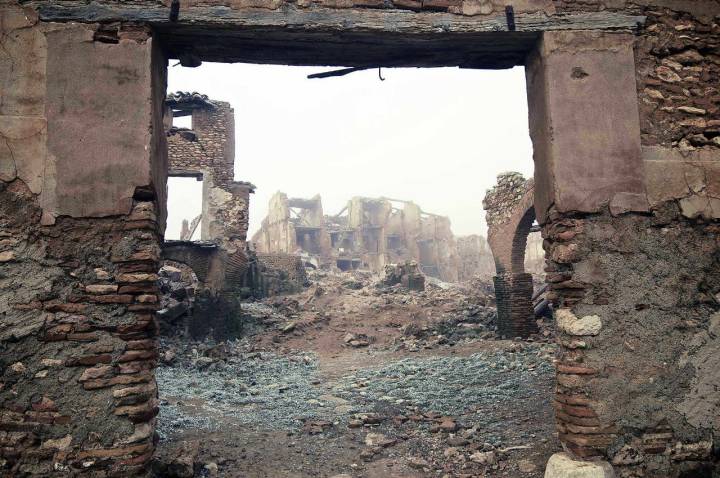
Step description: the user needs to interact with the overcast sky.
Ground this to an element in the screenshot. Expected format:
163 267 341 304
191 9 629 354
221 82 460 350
165 63 534 241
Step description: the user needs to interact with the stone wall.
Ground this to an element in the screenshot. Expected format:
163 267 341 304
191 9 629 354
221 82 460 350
0 11 166 474
252 192 332 258
166 92 254 249
253 193 487 283
5 0 720 476
522 6 720 475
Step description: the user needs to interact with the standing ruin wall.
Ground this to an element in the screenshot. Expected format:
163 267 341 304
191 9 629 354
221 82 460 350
483 172 538 338
165 92 254 249
0 16 167 475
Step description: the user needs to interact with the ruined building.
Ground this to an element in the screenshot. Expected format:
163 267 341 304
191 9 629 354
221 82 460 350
1 1 719 476
253 192 493 282
162 93 305 300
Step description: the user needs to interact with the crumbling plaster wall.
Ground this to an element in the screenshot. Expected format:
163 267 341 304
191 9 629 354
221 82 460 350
1 8 166 475
524 8 720 475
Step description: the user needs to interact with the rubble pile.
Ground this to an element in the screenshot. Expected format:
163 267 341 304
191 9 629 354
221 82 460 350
153 267 559 477
155 335 556 477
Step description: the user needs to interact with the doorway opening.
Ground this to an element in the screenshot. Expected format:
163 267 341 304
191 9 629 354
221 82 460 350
154 60 556 478
165 176 203 241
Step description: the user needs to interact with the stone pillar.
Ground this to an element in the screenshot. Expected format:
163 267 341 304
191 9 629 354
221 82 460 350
0 9 166 475
526 29 645 465
528 30 719 476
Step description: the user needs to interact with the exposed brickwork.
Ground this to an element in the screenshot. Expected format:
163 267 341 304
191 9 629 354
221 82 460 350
493 272 536 338
0 180 161 476
483 173 539 338
166 93 254 246
167 93 234 185
256 253 308 295
543 208 720 476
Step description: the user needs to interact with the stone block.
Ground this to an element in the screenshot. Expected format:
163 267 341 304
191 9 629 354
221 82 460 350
556 309 602 336
544 453 614 478
42 24 155 219
527 32 644 223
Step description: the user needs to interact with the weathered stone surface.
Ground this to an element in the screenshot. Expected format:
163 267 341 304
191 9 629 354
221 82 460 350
643 147 720 216
527 31 644 223
544 453 614 478
0 7 46 117
0 116 47 193
608 192 649 216
43 24 155 219
679 195 720 220
556 309 602 336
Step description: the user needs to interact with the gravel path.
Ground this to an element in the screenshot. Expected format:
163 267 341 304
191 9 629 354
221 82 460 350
157 342 555 442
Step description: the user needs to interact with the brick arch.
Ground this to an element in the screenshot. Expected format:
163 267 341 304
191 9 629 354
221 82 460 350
162 241 255 295
511 205 537 275
161 241 216 284
483 174 538 338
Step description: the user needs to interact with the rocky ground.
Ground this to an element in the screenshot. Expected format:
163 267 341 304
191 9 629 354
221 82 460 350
153 270 559 478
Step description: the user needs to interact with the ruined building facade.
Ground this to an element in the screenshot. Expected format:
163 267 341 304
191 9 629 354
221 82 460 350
253 192 493 282
162 93 305 299
1 1 719 476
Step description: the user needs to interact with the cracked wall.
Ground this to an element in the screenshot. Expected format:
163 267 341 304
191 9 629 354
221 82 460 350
0 8 166 475
525 10 719 476
166 92 254 250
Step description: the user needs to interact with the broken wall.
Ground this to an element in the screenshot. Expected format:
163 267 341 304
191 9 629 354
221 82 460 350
483 172 538 338
0 9 166 475
5 0 719 476
524 8 720 475
256 253 309 296
252 191 332 259
166 92 254 249
417 214 460 283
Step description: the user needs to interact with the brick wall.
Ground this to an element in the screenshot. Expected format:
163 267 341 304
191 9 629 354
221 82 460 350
166 95 253 246
256 253 308 295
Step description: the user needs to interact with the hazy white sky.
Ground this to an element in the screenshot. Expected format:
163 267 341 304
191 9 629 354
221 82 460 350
166 63 534 240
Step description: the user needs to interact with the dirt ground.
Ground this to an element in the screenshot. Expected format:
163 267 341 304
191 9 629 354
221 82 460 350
153 270 560 478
